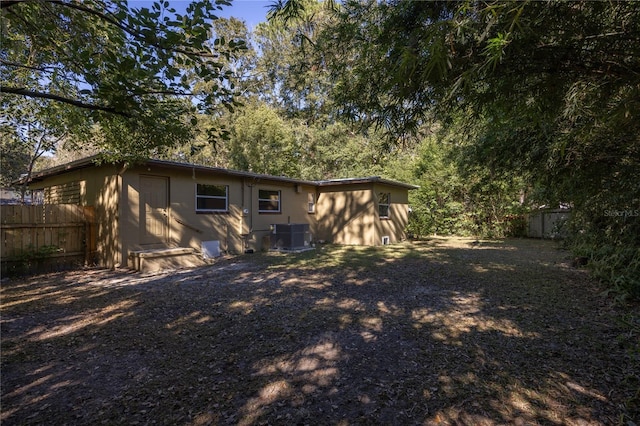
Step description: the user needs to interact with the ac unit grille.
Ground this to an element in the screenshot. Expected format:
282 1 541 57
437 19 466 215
272 224 311 250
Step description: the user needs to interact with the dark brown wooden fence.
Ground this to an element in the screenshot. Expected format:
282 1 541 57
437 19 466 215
0 205 97 275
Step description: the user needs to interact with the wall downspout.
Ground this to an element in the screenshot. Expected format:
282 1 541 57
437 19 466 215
248 183 254 233
242 181 254 251
114 162 128 268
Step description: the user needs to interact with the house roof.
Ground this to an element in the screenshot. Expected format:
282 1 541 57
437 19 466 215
25 156 418 190
144 158 319 186
23 155 100 184
314 176 418 190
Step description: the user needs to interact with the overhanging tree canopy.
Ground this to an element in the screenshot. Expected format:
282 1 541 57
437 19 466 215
1 0 246 158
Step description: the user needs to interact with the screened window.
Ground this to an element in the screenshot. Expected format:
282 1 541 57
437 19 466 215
196 184 228 212
378 192 390 218
258 189 281 213
308 192 316 213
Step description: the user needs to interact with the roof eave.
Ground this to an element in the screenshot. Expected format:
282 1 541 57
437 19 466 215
22 157 418 190
19 155 103 185
315 176 418 190
144 159 317 186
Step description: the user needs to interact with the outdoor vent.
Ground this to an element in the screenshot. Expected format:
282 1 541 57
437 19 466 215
201 240 221 258
381 236 390 245
271 223 311 251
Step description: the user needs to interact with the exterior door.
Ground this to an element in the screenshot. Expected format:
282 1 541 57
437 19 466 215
140 176 169 245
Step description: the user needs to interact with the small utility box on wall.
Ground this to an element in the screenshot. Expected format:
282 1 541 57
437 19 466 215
271 223 312 251
201 240 221 258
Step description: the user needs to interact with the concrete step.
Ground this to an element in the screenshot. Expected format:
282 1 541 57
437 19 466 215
128 247 206 273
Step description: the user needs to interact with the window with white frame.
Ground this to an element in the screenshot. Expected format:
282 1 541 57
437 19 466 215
258 189 281 213
196 184 228 212
378 192 390 218
308 192 316 213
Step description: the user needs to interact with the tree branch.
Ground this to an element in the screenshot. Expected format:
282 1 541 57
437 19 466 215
0 60 58 73
0 1 23 9
0 86 130 117
44 0 219 60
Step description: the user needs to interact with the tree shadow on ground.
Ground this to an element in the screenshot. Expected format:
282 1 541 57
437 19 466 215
1 238 638 425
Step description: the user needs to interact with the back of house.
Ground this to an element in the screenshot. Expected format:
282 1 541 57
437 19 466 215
24 157 417 270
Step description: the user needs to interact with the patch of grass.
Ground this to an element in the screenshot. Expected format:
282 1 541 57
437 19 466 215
260 242 422 272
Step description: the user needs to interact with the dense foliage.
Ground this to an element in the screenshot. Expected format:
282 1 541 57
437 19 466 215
1 0 244 161
404 132 527 240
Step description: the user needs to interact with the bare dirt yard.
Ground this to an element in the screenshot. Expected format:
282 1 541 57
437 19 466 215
1 237 638 425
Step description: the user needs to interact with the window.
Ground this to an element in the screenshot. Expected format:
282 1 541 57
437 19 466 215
378 192 390 218
308 192 316 213
259 189 281 213
196 184 228 212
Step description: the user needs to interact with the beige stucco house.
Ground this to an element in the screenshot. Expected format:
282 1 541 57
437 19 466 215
25 157 416 270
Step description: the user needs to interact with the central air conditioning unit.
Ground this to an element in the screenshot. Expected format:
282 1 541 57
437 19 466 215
271 223 312 251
